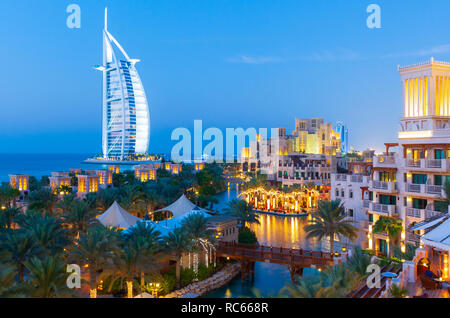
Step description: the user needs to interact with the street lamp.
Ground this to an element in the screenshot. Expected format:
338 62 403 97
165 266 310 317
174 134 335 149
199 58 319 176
149 282 161 298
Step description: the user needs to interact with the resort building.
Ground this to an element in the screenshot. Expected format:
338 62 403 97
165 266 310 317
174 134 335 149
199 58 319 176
49 175 71 192
331 161 373 248
332 58 450 256
241 119 345 190
77 174 100 198
108 165 120 174
9 174 29 192
85 170 113 188
70 168 82 176
95 8 150 160
164 162 182 174
207 215 239 244
275 153 345 187
240 186 321 214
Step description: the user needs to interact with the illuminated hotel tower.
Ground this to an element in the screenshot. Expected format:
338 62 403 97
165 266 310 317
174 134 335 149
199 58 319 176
95 8 150 160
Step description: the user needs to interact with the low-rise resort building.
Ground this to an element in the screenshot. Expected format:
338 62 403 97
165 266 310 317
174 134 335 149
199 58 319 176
331 58 450 296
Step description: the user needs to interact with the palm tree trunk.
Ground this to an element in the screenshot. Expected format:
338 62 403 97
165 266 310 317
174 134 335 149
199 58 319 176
18 263 24 282
330 233 335 254
126 280 133 298
140 272 145 291
176 257 181 289
89 267 97 298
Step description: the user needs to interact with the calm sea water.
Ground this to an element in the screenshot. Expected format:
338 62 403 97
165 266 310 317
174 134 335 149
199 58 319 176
0 153 135 183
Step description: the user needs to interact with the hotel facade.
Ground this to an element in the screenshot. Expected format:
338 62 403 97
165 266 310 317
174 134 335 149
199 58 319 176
332 58 450 255
241 118 345 188
95 9 150 160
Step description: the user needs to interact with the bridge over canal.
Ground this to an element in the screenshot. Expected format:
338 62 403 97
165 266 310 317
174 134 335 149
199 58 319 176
216 242 335 282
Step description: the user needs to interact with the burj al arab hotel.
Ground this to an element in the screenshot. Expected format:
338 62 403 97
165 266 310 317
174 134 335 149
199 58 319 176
94 8 150 161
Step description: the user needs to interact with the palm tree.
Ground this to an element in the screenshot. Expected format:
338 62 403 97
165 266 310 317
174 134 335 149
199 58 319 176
58 185 72 195
61 199 96 235
0 263 22 297
106 241 140 298
304 200 358 253
91 188 120 213
182 213 215 279
280 275 335 298
56 194 76 215
0 232 39 282
25 216 69 257
0 184 21 208
23 256 73 298
124 222 162 290
388 283 408 298
27 188 58 216
224 199 260 227
165 228 191 289
68 226 118 298
373 216 403 258
2 207 22 229
347 246 373 277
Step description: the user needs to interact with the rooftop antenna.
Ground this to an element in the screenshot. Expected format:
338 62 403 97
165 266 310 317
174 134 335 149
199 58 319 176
104 7 108 31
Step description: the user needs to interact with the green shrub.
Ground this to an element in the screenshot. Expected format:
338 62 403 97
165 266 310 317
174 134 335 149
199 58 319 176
197 263 214 281
181 267 196 286
238 227 258 244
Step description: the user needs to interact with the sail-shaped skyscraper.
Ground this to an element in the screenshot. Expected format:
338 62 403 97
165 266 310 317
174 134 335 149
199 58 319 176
95 8 150 160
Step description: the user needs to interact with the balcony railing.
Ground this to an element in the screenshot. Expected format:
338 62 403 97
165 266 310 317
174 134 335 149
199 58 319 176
362 200 370 208
335 174 348 182
350 175 363 183
407 232 421 243
372 180 397 192
406 207 422 219
426 159 442 169
406 183 421 193
371 203 397 216
407 159 421 168
374 155 396 166
406 207 445 220
426 185 443 195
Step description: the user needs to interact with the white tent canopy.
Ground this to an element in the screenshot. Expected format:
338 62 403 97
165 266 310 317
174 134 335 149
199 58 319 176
154 194 209 219
97 201 142 230
422 217 450 252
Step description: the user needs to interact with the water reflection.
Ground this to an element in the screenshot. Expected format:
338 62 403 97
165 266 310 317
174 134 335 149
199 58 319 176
248 213 320 250
204 186 322 298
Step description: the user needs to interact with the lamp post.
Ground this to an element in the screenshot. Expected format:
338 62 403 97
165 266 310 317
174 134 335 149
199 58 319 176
149 282 160 298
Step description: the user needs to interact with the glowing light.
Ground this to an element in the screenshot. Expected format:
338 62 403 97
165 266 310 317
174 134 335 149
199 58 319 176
398 130 433 139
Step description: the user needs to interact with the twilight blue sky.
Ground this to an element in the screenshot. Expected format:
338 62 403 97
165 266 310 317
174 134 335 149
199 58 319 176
1 0 450 154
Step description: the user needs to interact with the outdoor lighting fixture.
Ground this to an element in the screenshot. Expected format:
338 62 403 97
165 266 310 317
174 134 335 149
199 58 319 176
342 247 347 253
334 252 340 257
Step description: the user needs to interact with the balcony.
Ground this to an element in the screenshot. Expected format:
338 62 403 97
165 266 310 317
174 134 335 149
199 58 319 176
405 183 422 193
405 158 450 171
370 202 398 217
350 175 363 183
374 155 396 167
406 232 421 244
370 180 397 192
335 174 348 182
405 183 444 197
406 207 445 221
426 185 444 196
362 200 370 208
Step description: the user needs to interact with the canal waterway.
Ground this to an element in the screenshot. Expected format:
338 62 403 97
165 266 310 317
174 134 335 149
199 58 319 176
205 187 321 298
